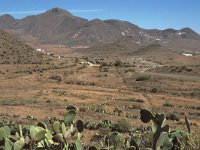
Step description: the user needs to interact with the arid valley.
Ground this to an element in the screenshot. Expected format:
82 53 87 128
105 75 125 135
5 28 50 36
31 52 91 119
0 6 200 150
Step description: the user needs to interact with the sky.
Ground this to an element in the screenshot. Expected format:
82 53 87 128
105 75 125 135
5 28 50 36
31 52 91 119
0 0 199 33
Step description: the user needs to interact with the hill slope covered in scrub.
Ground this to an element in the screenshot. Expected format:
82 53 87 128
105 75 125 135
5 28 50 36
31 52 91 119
0 30 43 64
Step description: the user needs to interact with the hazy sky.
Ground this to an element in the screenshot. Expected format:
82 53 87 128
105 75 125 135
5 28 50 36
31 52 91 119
0 0 199 33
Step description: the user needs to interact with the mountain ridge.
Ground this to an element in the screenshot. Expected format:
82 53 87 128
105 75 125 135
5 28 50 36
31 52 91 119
0 7 200 51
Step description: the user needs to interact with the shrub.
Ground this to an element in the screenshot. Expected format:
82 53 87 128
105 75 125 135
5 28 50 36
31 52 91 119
114 59 124 67
66 105 76 111
95 107 106 113
112 119 132 132
90 133 104 142
136 75 150 81
49 75 62 82
151 88 158 93
46 100 51 103
79 107 86 112
167 113 180 121
163 102 174 107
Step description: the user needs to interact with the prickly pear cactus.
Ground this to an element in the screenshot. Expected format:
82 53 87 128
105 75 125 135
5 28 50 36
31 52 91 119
64 110 76 124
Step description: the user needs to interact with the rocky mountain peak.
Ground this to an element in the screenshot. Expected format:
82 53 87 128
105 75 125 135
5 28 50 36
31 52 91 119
45 7 72 16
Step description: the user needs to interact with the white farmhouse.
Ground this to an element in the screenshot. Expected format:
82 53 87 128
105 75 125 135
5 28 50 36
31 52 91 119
182 53 193 57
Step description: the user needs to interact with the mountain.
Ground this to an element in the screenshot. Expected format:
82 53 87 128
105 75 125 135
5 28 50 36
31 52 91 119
0 30 43 64
0 14 16 29
9 8 88 44
0 7 200 51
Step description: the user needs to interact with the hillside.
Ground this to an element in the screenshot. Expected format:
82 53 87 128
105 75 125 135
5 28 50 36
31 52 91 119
0 30 43 64
76 38 139 56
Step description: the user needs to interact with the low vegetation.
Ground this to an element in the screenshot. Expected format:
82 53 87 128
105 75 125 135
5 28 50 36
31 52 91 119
0 108 197 150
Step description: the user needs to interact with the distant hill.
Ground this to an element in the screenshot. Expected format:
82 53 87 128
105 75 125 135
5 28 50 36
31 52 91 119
79 38 139 54
0 7 200 52
133 44 200 65
0 30 43 64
